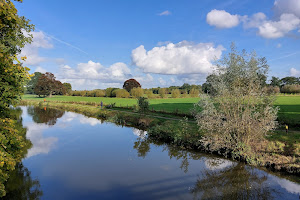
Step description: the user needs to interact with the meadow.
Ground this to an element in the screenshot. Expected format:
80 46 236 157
22 95 300 126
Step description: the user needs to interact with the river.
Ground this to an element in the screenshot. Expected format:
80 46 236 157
3 106 300 199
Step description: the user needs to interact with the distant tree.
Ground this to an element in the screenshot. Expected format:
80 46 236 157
281 76 299 86
123 79 141 92
105 88 118 97
26 72 42 94
63 83 72 94
34 72 64 97
159 88 167 98
137 97 149 113
171 89 181 98
280 85 300 93
202 74 217 95
269 76 281 87
116 89 130 98
145 89 155 99
189 88 200 97
130 87 144 98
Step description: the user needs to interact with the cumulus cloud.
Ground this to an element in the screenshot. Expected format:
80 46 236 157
273 0 300 18
131 41 224 76
20 31 53 66
158 10 171 16
290 68 300 76
57 60 132 90
207 0 300 39
206 9 240 28
34 66 47 73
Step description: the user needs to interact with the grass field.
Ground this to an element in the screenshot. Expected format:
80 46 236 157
22 94 300 126
22 95 200 113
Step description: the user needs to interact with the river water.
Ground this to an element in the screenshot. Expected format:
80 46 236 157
4 106 300 199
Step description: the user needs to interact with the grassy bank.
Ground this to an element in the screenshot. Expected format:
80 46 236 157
19 99 300 175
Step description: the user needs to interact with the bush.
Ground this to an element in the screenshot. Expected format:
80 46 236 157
171 89 181 98
105 88 118 97
116 89 130 98
280 84 300 94
159 88 166 98
189 88 200 97
137 97 149 113
145 90 155 99
131 87 144 98
265 86 280 94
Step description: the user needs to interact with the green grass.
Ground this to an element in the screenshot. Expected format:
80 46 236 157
22 95 199 114
22 94 300 125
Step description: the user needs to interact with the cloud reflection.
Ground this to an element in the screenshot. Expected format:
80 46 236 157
25 123 58 158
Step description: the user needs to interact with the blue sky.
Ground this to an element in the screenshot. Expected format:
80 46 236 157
16 0 300 89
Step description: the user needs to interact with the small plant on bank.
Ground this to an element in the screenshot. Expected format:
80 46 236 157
137 97 149 113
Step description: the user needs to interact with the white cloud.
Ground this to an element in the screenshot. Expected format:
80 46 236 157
57 60 132 90
274 0 300 18
131 41 224 75
207 1 300 39
274 176 300 194
158 10 171 16
290 68 300 76
256 13 300 39
206 9 240 28
20 31 53 66
132 128 147 139
158 77 166 85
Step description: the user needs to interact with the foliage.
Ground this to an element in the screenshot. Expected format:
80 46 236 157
130 87 144 98
25 72 42 94
281 76 300 86
63 83 72 94
123 79 141 92
34 72 65 97
158 88 166 98
195 44 278 158
280 84 300 94
265 86 280 94
171 89 181 98
137 97 149 113
0 108 32 197
145 89 155 99
270 76 282 87
105 87 118 97
115 89 130 98
189 88 200 97
27 106 65 126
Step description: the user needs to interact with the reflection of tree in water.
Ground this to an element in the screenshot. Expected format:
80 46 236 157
3 163 43 200
191 161 280 200
133 137 280 200
27 106 65 126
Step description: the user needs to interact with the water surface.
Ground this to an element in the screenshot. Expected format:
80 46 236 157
4 106 300 199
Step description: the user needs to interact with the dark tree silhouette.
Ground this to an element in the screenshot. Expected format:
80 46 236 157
123 79 141 92
27 107 65 126
34 72 65 97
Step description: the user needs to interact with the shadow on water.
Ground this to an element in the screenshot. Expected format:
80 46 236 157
27 106 65 126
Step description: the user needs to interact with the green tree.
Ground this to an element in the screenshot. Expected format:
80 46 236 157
158 88 166 98
281 76 299 86
195 44 278 161
130 87 144 98
63 83 72 94
171 89 181 98
189 88 200 97
269 76 281 87
115 89 130 98
25 72 42 94
137 97 149 113
105 87 118 97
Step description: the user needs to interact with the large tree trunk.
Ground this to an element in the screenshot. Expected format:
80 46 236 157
49 91 52 98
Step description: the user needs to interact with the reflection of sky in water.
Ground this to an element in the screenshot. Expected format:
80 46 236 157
19 107 300 200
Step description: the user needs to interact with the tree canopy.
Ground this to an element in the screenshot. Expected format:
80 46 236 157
123 79 141 92
34 72 65 97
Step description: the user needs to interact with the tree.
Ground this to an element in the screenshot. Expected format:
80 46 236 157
63 83 72 94
171 89 181 98
137 97 149 113
123 79 141 92
269 76 281 87
0 0 34 112
130 87 144 98
281 76 299 86
34 72 64 97
189 88 200 97
25 72 42 94
195 44 278 162
202 74 217 95
115 89 130 98
159 88 167 98
105 88 118 97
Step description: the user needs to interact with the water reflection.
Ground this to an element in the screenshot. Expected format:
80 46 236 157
27 106 65 126
25 123 58 158
3 163 43 200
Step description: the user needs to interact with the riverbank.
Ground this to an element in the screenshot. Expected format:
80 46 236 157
19 100 300 175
